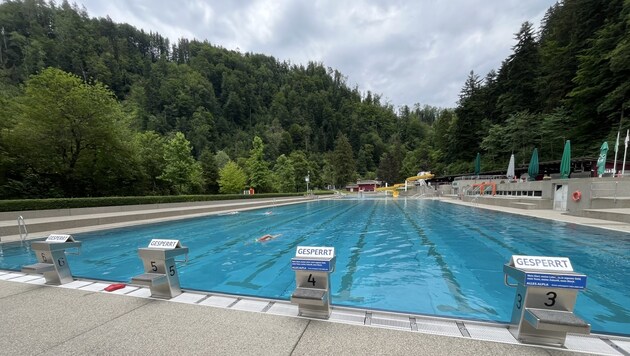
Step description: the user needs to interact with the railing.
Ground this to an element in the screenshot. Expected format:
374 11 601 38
18 215 28 242
454 175 508 181
590 181 619 203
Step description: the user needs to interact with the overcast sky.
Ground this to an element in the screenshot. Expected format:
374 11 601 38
77 0 556 109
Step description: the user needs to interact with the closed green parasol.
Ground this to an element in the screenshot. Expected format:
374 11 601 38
474 152 481 176
528 148 539 181
597 141 609 176
560 140 571 179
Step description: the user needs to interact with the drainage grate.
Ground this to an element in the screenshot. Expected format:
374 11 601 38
199 295 238 308
371 317 411 330
365 312 372 325
230 299 269 312
416 319 462 337
261 301 274 313
329 309 366 325
465 324 519 344
410 318 418 331
170 292 206 304
226 298 242 308
266 302 299 317
565 335 622 355
59 280 93 289
0 273 25 280
607 339 630 356
456 321 471 337
9 275 44 283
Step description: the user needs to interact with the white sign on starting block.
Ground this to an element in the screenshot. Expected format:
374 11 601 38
148 239 182 249
295 246 335 259
510 255 573 272
45 234 74 243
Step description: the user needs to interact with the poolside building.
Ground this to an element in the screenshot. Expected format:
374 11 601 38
345 180 382 192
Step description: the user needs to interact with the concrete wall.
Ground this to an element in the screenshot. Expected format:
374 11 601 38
454 178 551 199
454 176 630 212
561 177 630 212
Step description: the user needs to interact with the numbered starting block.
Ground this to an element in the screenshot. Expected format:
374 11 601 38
504 255 591 347
290 246 336 319
21 234 81 285
131 239 188 299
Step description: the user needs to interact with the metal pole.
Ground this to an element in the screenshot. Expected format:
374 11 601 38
613 131 620 176
305 171 309 194
623 130 629 177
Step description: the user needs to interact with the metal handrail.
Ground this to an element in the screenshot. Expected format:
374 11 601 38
17 215 28 242
504 274 518 287
454 175 508 181
590 181 619 202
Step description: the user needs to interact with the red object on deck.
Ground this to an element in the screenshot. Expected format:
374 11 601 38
104 283 126 292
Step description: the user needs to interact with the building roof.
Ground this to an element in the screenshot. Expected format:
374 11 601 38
357 180 381 185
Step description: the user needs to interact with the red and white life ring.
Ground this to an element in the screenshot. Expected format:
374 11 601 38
572 191 582 202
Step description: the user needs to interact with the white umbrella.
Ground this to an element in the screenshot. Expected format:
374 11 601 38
613 131 620 176
507 154 515 179
623 130 629 176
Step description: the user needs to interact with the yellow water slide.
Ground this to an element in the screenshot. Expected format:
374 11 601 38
376 172 435 192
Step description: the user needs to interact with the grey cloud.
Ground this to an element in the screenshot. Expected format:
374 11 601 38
78 0 556 108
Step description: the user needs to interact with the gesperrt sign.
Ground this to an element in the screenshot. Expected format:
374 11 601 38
148 239 182 249
295 246 335 259
45 234 74 243
510 255 573 272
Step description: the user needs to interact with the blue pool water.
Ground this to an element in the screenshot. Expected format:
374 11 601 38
1 199 628 335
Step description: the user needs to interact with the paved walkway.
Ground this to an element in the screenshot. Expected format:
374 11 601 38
440 198 630 233
2 196 630 355
0 278 600 355
0 196 321 242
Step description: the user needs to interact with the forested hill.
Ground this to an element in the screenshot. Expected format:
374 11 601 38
0 0 628 199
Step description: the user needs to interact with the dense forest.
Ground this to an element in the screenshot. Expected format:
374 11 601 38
0 0 628 199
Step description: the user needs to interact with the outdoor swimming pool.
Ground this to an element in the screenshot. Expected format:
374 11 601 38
1 199 628 335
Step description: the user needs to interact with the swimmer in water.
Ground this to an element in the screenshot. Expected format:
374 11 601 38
257 234 281 242
264 210 273 215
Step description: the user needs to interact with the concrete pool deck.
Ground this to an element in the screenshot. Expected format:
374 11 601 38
0 196 324 243
2 276 628 355
1 196 630 355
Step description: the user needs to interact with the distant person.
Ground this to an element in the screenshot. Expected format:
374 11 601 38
257 234 281 242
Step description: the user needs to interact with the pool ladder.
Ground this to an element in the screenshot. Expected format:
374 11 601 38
18 215 28 242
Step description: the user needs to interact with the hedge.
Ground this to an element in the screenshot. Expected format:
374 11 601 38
0 191 334 212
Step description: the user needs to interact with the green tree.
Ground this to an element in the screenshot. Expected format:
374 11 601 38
401 145 432 179
568 0 628 146
215 150 231 170
289 150 310 192
159 132 203 194
377 152 397 185
356 144 375 176
332 133 355 187
273 154 296 192
199 148 219 193
133 131 167 194
246 136 271 192
451 71 484 161
219 160 247 194
3 67 136 197
496 22 540 118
